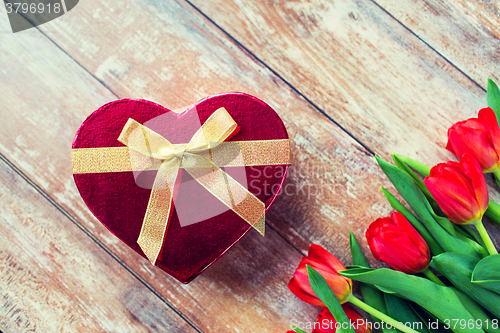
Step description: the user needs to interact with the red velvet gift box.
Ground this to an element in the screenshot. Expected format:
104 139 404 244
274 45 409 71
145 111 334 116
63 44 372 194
71 92 290 283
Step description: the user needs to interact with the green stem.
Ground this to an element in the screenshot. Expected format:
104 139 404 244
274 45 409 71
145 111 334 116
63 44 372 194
475 220 498 255
291 326 307 333
349 296 419 333
493 170 500 191
395 154 431 177
486 200 500 225
422 268 446 286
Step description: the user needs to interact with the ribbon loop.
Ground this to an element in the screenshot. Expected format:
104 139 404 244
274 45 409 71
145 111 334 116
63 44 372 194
117 107 266 265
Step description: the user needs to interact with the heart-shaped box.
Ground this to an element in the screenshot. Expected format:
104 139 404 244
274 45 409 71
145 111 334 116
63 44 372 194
71 93 289 283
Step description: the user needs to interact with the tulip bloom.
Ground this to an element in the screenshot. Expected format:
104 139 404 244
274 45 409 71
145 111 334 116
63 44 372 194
366 212 430 274
446 107 500 173
288 244 352 307
424 153 488 225
290 246 420 333
313 305 371 333
424 154 497 255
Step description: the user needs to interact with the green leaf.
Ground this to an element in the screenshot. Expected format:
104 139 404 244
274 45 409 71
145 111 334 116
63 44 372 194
339 267 484 333
409 303 453 333
494 172 500 191
349 231 399 332
488 78 500 122
292 326 308 333
452 225 487 253
392 154 432 197
350 231 396 332
375 285 398 294
392 154 453 236
389 155 500 228
306 265 356 333
431 252 500 319
390 155 498 242
350 231 370 268
385 294 430 333
366 286 400 332
485 201 500 226
376 156 486 258
381 187 443 256
392 154 445 218
472 254 500 294
420 190 456 237
455 225 485 248
392 154 431 177
451 287 500 333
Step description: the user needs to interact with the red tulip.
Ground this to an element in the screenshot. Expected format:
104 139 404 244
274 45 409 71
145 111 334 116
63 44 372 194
313 305 371 333
289 244 352 307
424 153 489 225
366 212 430 274
447 107 500 173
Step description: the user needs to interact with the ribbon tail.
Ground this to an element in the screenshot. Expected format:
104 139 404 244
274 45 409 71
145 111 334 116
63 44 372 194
184 154 266 236
137 159 181 265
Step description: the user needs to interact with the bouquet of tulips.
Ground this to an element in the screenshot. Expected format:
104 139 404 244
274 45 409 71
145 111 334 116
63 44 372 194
287 79 500 333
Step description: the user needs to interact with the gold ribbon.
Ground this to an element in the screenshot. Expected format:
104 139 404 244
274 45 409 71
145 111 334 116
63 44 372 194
72 107 290 265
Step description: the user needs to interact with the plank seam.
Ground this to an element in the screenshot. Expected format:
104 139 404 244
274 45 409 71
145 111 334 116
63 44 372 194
369 0 487 93
266 216 306 256
12 3 308 258
0 322 11 333
8 0 308 274
181 0 375 157
0 152 205 333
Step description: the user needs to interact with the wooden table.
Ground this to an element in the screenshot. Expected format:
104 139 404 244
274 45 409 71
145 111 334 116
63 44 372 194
1 0 499 332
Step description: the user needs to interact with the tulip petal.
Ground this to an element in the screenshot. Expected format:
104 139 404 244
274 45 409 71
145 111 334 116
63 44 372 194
308 244 347 272
436 164 476 197
425 176 480 224
293 263 352 303
479 107 500 159
313 308 337 333
342 304 372 333
430 161 464 179
459 154 489 214
450 125 499 171
460 118 488 130
314 305 371 333
425 175 479 211
446 129 456 154
366 214 430 274
289 245 353 308
293 264 317 296
288 277 324 307
372 235 429 273
392 212 430 261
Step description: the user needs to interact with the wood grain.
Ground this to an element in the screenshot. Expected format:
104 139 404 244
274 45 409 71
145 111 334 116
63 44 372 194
2 0 408 259
0 153 196 332
374 0 500 88
0 6 336 332
35 0 500 252
1 0 500 332
186 0 488 160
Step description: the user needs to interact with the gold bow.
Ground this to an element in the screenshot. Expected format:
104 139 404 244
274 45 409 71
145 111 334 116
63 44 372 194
72 107 290 265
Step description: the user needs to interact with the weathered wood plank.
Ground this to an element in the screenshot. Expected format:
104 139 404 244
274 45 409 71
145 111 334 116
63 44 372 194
2 1 500 332
0 155 197 332
179 0 500 244
185 0 488 159
37 0 500 250
0 7 328 332
374 0 500 88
